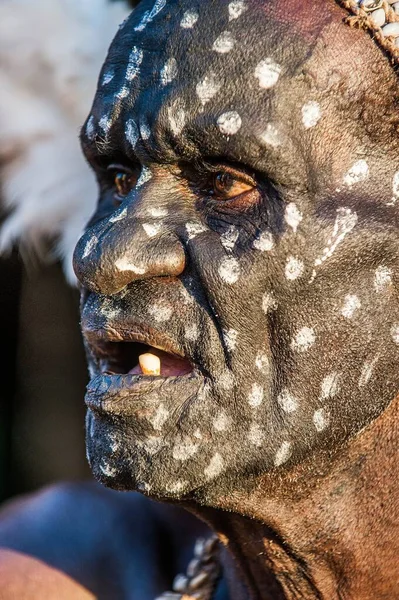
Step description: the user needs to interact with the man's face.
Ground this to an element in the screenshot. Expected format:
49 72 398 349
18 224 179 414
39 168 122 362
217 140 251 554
74 0 399 501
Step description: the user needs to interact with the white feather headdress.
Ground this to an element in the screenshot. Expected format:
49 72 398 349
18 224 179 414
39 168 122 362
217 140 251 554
0 0 131 283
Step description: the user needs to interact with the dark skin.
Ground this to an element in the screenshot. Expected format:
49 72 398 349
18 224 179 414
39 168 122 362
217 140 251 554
2 0 399 598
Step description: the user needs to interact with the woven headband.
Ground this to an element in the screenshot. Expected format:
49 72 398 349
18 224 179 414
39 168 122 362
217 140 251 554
338 0 399 61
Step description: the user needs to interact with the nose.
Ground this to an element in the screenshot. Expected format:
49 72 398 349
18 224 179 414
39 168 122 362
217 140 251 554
73 207 186 295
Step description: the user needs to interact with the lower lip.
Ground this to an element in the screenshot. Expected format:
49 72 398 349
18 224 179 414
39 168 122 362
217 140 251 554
85 371 203 417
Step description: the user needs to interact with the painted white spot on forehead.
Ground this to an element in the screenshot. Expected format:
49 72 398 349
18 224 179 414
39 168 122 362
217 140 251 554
291 327 315 352
221 226 239 252
255 351 269 373
148 302 173 322
259 123 283 148
126 119 139 148
217 111 242 135
223 329 238 352
218 257 240 284
390 324 399 344
249 423 264 447
313 408 329 432
137 167 152 188
285 203 303 233
302 101 322 129
180 9 198 28
204 453 224 479
82 235 97 259
341 294 361 319
255 58 282 89
229 0 247 21
173 438 199 461
185 324 199 342
160 57 178 86
214 410 230 432
274 441 291 467
196 73 221 105
253 231 274 252
143 222 162 237
277 390 298 413
321 372 340 400
134 0 166 32
374 266 392 292
167 100 186 135
126 46 144 82
140 122 151 140
312 208 358 279
262 292 278 313
248 383 264 407
343 160 369 187
213 31 235 53
149 207 168 218
358 355 380 388
186 222 208 240
285 256 305 281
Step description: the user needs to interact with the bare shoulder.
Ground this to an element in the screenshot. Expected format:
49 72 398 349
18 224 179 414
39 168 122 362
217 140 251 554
0 481 209 599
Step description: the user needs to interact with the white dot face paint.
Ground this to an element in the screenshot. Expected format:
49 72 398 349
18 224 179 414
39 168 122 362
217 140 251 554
218 257 240 284
180 10 199 28
125 46 144 82
82 235 97 259
186 222 208 240
284 203 303 233
259 123 283 148
221 226 239 252
172 438 199 461
255 58 282 89
102 70 114 86
313 408 329 432
358 355 380 388
228 0 247 20
213 31 235 53
320 372 340 400
204 453 224 479
114 258 146 275
140 123 151 140
137 167 152 188
249 423 264 447
223 329 238 353
312 208 358 278
134 0 166 32
255 351 269 373
149 207 168 218
160 57 178 86
285 256 305 281
253 231 274 252
125 119 139 148
262 292 278 314
217 111 242 135
291 327 315 352
196 73 221 105
277 390 298 413
389 171 399 206
341 294 361 319
391 324 399 344
86 116 95 140
185 324 199 342
213 410 230 432
99 114 112 135
167 100 186 136
142 222 162 238
274 441 291 467
149 404 169 431
343 160 369 187
148 302 173 322
302 101 322 129
218 370 235 390
374 266 392 292
100 461 118 478
248 383 264 407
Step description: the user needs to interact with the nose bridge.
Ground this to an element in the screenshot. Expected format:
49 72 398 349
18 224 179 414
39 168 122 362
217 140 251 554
73 191 186 295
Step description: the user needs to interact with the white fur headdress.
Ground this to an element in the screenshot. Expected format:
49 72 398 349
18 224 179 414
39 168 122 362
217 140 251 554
0 0 131 283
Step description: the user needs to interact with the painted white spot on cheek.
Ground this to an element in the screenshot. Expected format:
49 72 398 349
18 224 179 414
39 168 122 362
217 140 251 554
185 324 199 342
253 231 274 251
149 404 169 430
125 46 144 82
102 70 114 85
180 9 199 28
255 58 282 89
217 111 242 135
343 160 369 187
86 116 95 140
284 203 303 233
213 410 230 432
302 101 322 129
167 481 188 494
218 257 240 284
82 236 97 259
100 461 118 477
313 408 329 432
160 57 178 86
148 302 173 322
358 355 380 388
248 423 264 447
213 31 235 53
248 383 264 407
221 226 239 252
140 123 151 140
262 292 278 313
172 438 199 461
126 119 139 148
320 372 340 400
255 351 269 373
99 114 112 135
204 453 224 479
149 207 168 218
134 0 166 32
259 123 283 148
223 329 238 352
277 389 298 413
291 327 315 352
218 370 235 390
389 171 399 206
196 73 221 105
285 256 305 281
274 441 291 467
114 258 146 275
142 222 162 237
341 295 361 319
110 207 128 223
137 167 152 188
391 324 399 344
167 103 186 135
228 0 247 20
374 266 392 292
186 222 208 240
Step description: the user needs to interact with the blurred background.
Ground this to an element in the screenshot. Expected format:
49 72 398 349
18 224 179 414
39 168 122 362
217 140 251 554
0 0 139 504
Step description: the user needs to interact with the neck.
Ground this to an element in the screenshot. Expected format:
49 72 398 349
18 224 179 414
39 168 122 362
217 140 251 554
187 394 399 600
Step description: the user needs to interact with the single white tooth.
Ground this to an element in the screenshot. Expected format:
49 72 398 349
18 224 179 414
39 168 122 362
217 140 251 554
139 353 161 376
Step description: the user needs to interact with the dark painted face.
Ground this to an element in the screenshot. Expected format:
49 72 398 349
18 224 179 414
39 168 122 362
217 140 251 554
74 0 399 501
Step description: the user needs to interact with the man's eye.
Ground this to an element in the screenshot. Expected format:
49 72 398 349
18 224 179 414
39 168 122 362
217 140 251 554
213 171 254 200
114 172 136 198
